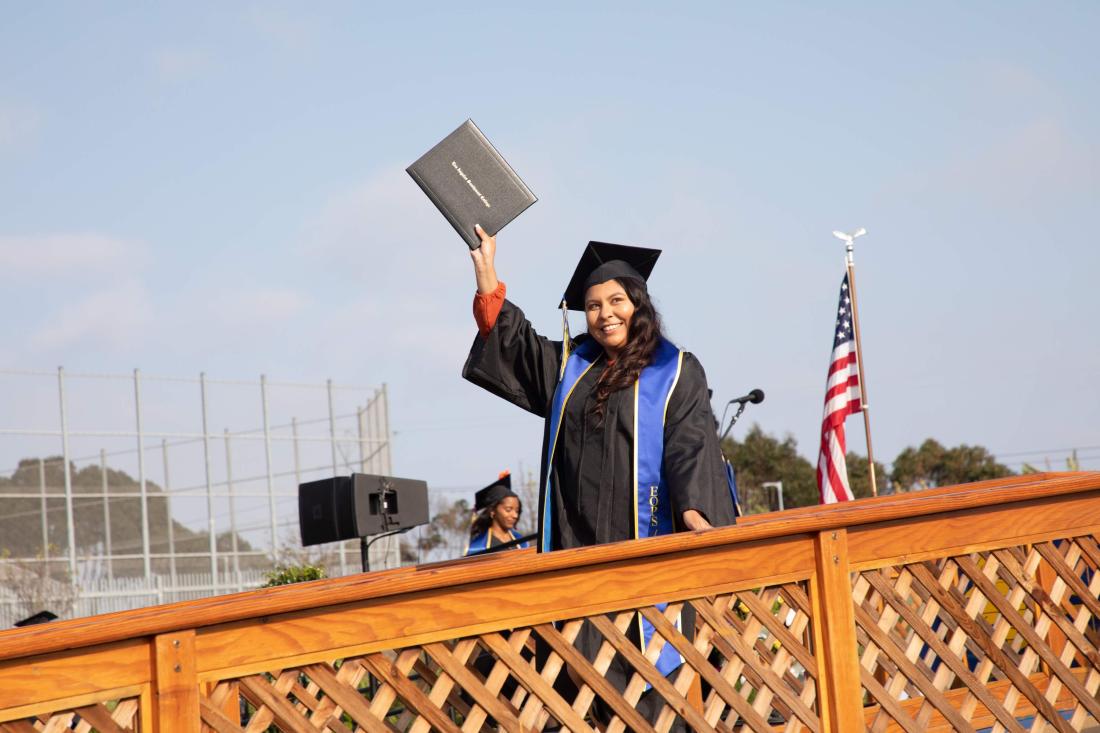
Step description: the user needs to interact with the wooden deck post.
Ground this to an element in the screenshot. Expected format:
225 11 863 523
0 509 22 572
153 629 200 732
810 528 864 732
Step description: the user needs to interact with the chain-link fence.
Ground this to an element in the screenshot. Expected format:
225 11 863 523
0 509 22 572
0 368 394 626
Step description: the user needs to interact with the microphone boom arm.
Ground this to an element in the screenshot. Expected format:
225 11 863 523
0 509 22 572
719 402 748 442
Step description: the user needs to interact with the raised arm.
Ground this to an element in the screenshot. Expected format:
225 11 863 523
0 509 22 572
470 224 500 295
462 226 564 417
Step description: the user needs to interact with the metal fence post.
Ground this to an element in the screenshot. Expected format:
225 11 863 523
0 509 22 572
260 375 278 557
99 450 113 580
327 379 347 575
381 383 392 474
357 405 367 471
161 439 176 586
199 373 219 586
223 428 240 585
57 367 78 585
382 384 395 569
132 369 152 577
371 389 382 473
38 458 49 564
291 416 301 488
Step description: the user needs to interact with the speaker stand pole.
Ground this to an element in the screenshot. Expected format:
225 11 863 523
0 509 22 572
358 527 415 574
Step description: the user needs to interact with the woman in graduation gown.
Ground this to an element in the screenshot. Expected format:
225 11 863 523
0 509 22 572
461 225 736 729
464 472 530 557
463 225 735 549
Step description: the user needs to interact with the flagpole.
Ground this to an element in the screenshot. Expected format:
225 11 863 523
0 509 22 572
842 233 878 497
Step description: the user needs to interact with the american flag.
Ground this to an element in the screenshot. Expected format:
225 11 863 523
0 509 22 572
816 273 863 503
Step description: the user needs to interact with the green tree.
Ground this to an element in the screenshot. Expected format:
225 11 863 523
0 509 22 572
844 452 888 499
407 497 474 561
890 439 1013 491
722 424 818 511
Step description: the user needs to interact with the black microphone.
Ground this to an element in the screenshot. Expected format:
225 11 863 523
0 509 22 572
719 388 765 440
729 389 765 406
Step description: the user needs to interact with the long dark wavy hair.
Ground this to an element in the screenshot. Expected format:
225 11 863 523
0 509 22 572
469 495 522 539
590 276 665 424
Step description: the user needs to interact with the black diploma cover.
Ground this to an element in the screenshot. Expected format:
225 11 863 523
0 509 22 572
407 119 538 250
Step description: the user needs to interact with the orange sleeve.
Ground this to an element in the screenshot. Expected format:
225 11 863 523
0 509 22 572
473 281 507 338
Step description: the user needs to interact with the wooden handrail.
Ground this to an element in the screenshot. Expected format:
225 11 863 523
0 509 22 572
0 471 1096 664
3 470 1100 732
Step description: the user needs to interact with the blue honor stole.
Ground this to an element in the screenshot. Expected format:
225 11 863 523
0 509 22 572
465 528 527 557
542 336 686 677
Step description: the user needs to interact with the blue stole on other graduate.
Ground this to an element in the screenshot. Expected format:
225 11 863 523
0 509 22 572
465 528 528 557
542 336 686 677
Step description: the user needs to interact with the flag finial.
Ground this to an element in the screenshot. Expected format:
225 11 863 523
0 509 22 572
832 228 867 264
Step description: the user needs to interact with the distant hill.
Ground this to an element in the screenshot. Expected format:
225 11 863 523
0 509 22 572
0 457 269 577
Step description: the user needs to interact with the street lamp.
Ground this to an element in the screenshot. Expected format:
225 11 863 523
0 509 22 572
761 481 784 512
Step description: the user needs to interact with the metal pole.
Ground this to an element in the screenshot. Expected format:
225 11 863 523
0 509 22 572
99 450 113 580
845 244 878 497
199 373 219 586
133 369 153 577
357 405 368 472
161 439 176 586
372 390 382 468
366 391 381 569
762 481 785 512
291 416 301 488
327 379 347 575
223 429 240 583
373 390 383 472
57 367 78 584
327 379 340 471
38 458 49 564
374 385 387 567
260 375 278 556
381 383 392 474
380 385 394 568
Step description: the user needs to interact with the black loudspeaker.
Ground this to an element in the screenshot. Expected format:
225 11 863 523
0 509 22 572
298 473 429 547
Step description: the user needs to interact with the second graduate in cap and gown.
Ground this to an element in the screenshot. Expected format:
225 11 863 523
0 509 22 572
463 229 736 553
464 472 529 557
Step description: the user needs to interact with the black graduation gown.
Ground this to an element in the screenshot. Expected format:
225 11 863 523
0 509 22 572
463 299 736 550
463 300 736 730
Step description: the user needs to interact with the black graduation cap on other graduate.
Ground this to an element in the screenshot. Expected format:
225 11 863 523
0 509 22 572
560 241 661 312
474 471 516 512
14 610 58 627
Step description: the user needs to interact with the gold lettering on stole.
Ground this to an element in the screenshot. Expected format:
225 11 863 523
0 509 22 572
649 485 660 527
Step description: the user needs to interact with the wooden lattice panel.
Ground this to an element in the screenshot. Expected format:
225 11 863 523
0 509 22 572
198 583 819 733
0 697 140 733
853 535 1100 733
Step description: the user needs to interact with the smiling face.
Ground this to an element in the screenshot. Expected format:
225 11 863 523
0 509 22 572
490 496 521 531
585 279 636 358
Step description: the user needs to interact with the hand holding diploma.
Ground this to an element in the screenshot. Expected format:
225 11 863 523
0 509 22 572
471 224 499 295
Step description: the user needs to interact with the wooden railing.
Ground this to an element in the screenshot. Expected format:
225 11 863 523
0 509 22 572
2 472 1099 732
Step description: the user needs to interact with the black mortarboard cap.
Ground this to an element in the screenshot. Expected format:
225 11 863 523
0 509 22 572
14 610 58 627
561 241 662 312
474 471 516 511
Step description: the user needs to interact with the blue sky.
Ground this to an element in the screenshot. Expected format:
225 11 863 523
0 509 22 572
2 2 1098 509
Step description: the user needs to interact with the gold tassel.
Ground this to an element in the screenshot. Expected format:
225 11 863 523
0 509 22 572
559 299 571 380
